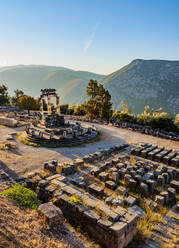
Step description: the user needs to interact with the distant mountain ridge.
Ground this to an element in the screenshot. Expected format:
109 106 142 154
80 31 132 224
0 59 178 116
0 65 104 105
101 59 179 116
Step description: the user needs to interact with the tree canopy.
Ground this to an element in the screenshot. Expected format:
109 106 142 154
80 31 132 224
85 80 112 120
12 89 24 105
0 84 10 105
18 95 39 111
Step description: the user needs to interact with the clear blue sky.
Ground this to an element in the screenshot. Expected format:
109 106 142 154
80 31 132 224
0 0 179 74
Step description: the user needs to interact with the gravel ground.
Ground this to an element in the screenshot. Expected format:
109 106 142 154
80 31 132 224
0 123 178 178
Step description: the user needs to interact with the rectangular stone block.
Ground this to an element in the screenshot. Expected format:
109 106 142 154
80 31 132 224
88 184 104 198
105 180 117 190
170 155 179 167
155 149 172 162
38 202 63 227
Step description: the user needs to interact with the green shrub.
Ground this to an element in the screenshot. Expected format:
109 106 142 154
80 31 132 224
118 112 137 123
0 184 40 209
149 116 176 131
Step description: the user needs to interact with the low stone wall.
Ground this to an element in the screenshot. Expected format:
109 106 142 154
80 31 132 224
131 143 179 167
55 194 137 248
65 115 179 141
21 143 139 248
0 117 18 127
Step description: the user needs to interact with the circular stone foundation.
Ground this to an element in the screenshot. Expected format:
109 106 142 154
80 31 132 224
23 121 100 147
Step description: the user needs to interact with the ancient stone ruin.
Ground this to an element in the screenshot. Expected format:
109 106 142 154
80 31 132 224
39 88 64 127
24 89 98 146
21 141 179 248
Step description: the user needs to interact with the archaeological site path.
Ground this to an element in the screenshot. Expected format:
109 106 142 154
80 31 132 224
0 122 178 178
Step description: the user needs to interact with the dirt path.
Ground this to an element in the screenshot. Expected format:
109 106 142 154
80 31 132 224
0 123 178 177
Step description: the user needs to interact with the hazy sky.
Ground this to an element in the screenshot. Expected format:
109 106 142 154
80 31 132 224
0 0 179 74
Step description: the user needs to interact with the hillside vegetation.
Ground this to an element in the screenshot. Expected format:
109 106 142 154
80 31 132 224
0 59 179 115
102 59 179 116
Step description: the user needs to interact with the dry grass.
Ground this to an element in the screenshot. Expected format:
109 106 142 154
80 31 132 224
0 141 16 150
17 131 39 147
0 194 84 248
137 201 165 239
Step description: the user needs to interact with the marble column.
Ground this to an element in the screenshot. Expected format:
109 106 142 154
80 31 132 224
47 95 51 115
56 96 60 115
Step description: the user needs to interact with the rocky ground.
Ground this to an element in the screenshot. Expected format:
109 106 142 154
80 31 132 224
0 123 178 248
0 123 178 178
139 204 179 248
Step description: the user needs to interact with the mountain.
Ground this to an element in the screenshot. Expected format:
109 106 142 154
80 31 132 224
0 59 179 116
101 59 179 116
0 65 104 105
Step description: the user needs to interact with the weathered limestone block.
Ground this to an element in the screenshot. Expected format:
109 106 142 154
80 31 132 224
111 172 119 184
170 155 179 167
112 196 124 207
168 187 176 200
38 202 63 227
98 202 120 222
83 197 98 209
83 155 91 163
163 152 177 165
128 205 145 217
157 175 165 187
104 161 113 169
125 196 136 206
170 180 179 193
88 184 104 198
124 174 132 185
74 158 84 167
128 179 137 192
114 206 127 217
143 172 154 181
62 185 82 197
105 196 114 205
23 178 38 190
130 170 137 178
39 179 48 188
98 171 109 182
44 185 56 201
46 174 65 182
116 163 125 169
57 164 75 175
118 168 127 179
116 186 128 196
160 191 169 204
140 182 148 196
97 218 113 230
109 167 118 173
141 146 157 158
90 167 102 177
112 158 119 165
162 173 169 184
137 168 145 176
147 147 164 160
155 149 172 162
155 195 165 206
83 209 100 223
148 200 158 209
44 161 57 172
105 180 117 190
170 168 177 178
134 175 142 184
155 168 162 177
110 221 128 243
167 169 174 182
146 179 155 193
